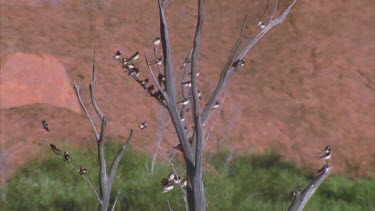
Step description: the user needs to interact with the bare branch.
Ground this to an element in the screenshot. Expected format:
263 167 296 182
288 165 332 211
190 0 205 170
167 199 173 211
48 141 101 202
203 95 227 150
109 130 134 181
144 53 169 106
153 45 163 76
202 0 296 125
269 0 279 21
89 49 104 123
111 192 120 211
73 82 100 140
200 16 246 125
180 50 193 121
180 50 193 72
190 0 204 116
238 0 296 59
82 175 101 203
68 163 100 202
158 0 175 98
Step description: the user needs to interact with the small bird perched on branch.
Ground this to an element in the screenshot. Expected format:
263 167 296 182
162 182 174 193
180 178 187 188
42 120 50 132
161 172 179 193
141 78 149 87
128 68 140 78
147 85 155 93
79 166 88 175
318 145 333 164
129 52 139 62
125 62 135 69
63 151 71 162
152 37 161 46
181 81 192 87
50 144 61 155
290 184 301 199
158 72 166 86
319 145 332 155
257 21 266 29
150 57 163 66
233 59 245 68
316 164 330 175
122 58 130 66
114 50 122 60
172 137 192 152
319 151 332 161
213 101 220 109
177 98 190 106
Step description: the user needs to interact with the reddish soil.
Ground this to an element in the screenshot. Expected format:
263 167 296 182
1 0 374 185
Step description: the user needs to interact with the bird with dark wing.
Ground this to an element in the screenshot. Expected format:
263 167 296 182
114 50 122 60
129 52 139 62
63 151 71 162
316 164 330 175
50 144 61 155
42 120 50 132
139 122 147 130
161 172 177 193
79 166 88 175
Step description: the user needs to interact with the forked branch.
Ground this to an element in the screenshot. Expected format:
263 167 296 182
73 51 134 211
90 49 104 123
201 0 297 125
157 0 194 163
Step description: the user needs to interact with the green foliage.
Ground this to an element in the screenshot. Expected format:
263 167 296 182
1 143 374 211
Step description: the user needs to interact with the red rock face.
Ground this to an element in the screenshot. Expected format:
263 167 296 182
0 0 374 185
1 53 81 113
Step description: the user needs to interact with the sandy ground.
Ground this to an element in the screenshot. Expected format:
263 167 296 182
0 0 374 185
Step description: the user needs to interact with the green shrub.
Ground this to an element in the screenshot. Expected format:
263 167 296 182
1 142 374 211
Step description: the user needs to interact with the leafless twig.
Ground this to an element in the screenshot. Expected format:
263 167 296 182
73 51 134 211
111 192 120 211
73 82 100 140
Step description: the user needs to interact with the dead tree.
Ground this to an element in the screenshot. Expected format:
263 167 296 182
154 0 297 210
116 0 322 210
71 51 134 211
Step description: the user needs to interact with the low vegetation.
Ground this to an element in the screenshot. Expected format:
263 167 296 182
1 142 373 210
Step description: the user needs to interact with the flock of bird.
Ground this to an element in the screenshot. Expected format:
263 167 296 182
290 145 333 199
42 120 88 176
160 172 187 193
42 119 333 194
114 37 167 105
40 35 333 194
316 145 333 175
